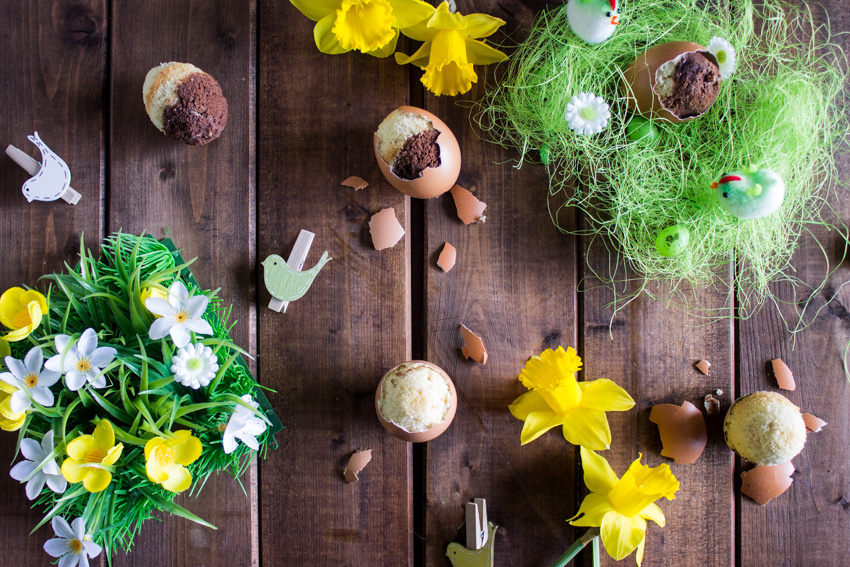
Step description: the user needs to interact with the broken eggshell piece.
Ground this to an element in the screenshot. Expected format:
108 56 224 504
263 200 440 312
649 401 707 464
740 461 795 506
369 208 405 251
437 242 457 272
459 324 488 365
451 185 487 225
341 176 369 190
343 449 373 483
802 413 826 433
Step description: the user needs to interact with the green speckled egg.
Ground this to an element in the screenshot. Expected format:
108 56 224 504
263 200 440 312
656 225 689 257
626 116 659 144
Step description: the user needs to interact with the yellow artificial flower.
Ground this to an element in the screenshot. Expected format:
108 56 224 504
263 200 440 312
145 430 203 493
508 346 634 449
0 381 25 431
290 0 433 57
395 2 508 96
0 287 48 342
62 420 123 493
570 448 679 565
140 287 168 318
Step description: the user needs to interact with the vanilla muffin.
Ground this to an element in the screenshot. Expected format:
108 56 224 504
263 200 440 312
723 391 807 466
143 62 228 145
375 109 442 181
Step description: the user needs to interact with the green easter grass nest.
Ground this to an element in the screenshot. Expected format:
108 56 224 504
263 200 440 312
6 233 280 563
475 0 850 324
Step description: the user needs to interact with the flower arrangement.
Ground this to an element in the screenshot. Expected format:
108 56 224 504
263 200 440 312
1 233 281 564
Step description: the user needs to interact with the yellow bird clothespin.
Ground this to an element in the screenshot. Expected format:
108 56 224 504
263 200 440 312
446 499 498 567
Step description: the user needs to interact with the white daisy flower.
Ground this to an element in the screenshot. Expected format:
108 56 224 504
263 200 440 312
44 516 102 567
565 92 610 135
10 430 66 500
0 346 60 411
707 36 736 80
45 329 117 392
172 343 219 389
145 282 213 348
222 394 267 454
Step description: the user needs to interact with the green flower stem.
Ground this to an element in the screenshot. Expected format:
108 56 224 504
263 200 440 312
550 528 600 567
592 534 600 567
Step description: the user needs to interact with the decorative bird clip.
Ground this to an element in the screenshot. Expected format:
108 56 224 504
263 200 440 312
262 230 331 313
711 165 785 219
446 499 498 567
567 0 621 45
5 132 81 204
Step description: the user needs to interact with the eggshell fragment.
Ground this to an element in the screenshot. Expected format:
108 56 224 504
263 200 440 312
695 360 711 375
771 358 796 391
460 324 488 365
341 176 368 190
343 449 372 483
437 242 457 272
803 413 827 433
741 462 795 506
704 394 721 416
369 208 405 251
450 185 486 225
649 401 707 464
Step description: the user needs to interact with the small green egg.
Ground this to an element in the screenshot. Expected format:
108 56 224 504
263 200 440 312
626 116 659 144
540 144 550 165
655 225 690 257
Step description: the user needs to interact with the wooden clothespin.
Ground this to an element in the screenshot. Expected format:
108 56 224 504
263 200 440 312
5 132 81 205
466 498 488 550
262 230 331 313
446 498 498 567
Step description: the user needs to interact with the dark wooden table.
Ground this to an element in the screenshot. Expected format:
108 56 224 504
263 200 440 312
1 1 848 566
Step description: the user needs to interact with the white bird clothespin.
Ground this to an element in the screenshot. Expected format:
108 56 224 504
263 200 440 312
6 132 81 205
466 498 489 550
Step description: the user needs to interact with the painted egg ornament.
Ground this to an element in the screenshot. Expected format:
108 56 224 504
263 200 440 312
656 225 690 257
713 166 785 219
566 0 620 45
625 116 659 144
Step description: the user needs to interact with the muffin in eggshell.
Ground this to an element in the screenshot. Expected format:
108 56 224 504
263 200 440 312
723 391 807 466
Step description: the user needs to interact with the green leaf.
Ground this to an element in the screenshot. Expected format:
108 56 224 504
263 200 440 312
140 487 217 530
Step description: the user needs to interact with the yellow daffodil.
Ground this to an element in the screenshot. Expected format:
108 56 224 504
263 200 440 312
0 288 48 342
570 448 679 565
290 0 433 58
0 381 25 431
508 346 634 449
145 430 203 493
62 420 123 493
395 2 508 96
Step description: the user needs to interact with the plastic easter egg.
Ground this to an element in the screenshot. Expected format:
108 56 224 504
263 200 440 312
626 116 659 144
656 225 689 257
566 0 621 45
715 167 785 219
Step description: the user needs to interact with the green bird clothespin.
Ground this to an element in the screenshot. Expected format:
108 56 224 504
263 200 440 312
263 230 331 313
446 499 498 567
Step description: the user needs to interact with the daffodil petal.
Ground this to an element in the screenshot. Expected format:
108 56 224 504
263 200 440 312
146 454 168 483
508 389 550 421
66 436 96 462
333 0 397 52
93 420 115 450
600 511 646 561
638 503 665 527
459 13 505 39
464 39 508 66
398 19 433 42
3 325 35 343
314 13 351 55
145 437 165 461
579 446 620 493
289 0 340 21
389 0 434 28
394 41 431 67
103 443 123 466
635 535 646 566
83 468 111 493
578 379 635 411
161 463 193 493
562 406 611 450
61 459 89 484
172 431 202 466
519 347 583 392
520 411 565 445
365 29 399 58
568 493 615 527
428 2 466 30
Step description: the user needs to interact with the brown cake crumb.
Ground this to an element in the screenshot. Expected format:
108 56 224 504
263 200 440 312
393 129 441 180
659 52 721 119
163 73 228 146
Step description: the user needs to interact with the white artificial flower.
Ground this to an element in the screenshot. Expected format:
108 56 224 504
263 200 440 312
45 329 117 392
171 343 219 389
564 92 610 135
145 282 213 348
707 36 736 80
0 346 60 411
44 516 102 567
10 430 66 499
222 394 267 454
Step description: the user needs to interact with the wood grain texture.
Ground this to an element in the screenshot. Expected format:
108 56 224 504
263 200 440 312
0 1 106 566
737 2 850 565
108 1 256 566
257 2 412 565
423 2 579 565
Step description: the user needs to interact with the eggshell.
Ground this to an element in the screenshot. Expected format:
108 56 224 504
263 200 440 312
803 413 827 433
741 462 795 506
450 185 487 225
437 242 457 272
771 358 796 391
369 208 405 250
695 359 711 375
343 449 372 483
375 361 458 443
649 401 707 464
341 176 368 190
622 41 715 124
374 106 461 199
459 324 488 364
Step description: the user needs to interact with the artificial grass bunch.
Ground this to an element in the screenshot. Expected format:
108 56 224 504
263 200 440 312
476 0 849 320
1 232 279 564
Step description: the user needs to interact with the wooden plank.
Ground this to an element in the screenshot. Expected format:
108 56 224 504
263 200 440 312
108 1 256 566
257 2 412 565
0 0 106 565
738 2 850 564
423 2 579 565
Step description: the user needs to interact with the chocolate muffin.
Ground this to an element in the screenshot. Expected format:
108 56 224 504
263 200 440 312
654 51 721 119
375 110 442 180
143 62 228 146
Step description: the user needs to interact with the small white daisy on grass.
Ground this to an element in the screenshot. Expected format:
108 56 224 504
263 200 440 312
172 343 219 389
565 92 610 135
707 36 736 80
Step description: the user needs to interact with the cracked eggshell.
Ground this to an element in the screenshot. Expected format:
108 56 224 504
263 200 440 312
622 41 714 124
375 361 458 443
374 106 461 199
